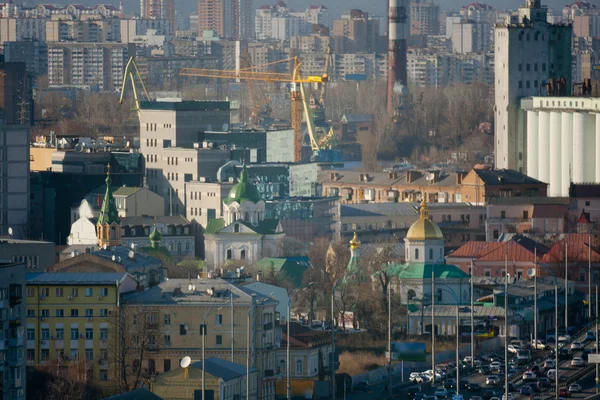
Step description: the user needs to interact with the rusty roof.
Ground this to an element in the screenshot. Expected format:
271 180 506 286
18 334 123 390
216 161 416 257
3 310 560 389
540 233 600 263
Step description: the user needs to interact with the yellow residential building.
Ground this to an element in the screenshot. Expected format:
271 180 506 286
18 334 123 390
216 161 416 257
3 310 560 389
25 272 138 394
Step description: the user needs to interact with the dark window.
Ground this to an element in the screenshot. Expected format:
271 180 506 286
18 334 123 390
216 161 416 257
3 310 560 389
216 335 222 345
501 211 506 219
429 249 433 260
164 359 171 372
180 324 186 335
586 201 591 206
234 224 240 233
226 249 232 260
523 211 529 219
148 359 155 374
493 230 499 239
241 250 246 260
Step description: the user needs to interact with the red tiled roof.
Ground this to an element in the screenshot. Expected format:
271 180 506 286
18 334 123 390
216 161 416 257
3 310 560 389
478 241 536 262
577 210 591 224
448 241 499 258
540 233 600 263
280 322 331 348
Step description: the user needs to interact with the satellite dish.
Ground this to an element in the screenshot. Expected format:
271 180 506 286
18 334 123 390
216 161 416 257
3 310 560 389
222 123 229 131
130 243 135 250
188 283 193 291
103 244 108 250
527 268 536 277
180 356 191 368
426 173 435 182
112 255 116 262
8 227 13 236
125 141 130 148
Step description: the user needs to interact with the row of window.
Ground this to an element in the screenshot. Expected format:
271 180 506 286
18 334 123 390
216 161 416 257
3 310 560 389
145 123 158 132
517 62 546 73
28 287 109 298
137 313 224 326
26 308 110 317
12 256 40 269
28 327 108 341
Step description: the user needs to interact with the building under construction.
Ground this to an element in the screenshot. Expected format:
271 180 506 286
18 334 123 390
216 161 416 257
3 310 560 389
0 61 33 126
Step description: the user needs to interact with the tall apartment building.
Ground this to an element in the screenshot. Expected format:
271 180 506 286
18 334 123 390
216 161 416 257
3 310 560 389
563 2 600 38
452 20 485 54
47 43 131 91
140 0 176 35
332 9 381 53
120 19 170 43
494 0 572 171
20 4 121 19
0 125 29 239
4 40 48 77
198 0 252 39
139 101 231 216
1 261 26 400
45 19 121 42
305 5 329 26
0 18 46 45
410 0 440 36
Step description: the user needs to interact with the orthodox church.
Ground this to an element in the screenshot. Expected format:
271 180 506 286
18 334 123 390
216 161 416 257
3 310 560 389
391 197 471 306
204 164 285 268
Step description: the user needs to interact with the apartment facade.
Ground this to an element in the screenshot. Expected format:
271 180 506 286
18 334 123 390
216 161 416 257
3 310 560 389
0 125 30 239
0 239 56 271
47 42 131 91
25 272 138 395
410 0 440 35
1 262 26 400
140 0 175 35
122 278 280 399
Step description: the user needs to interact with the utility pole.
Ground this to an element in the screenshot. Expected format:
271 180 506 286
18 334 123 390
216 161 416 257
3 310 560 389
534 248 537 353
470 257 474 368
388 283 392 399
431 270 435 385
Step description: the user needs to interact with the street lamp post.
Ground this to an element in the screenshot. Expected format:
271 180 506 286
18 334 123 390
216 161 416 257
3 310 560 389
431 270 435 385
504 273 509 400
388 282 392 399
565 238 569 331
588 224 598 322
436 285 461 396
555 282 559 400
331 279 343 400
202 305 223 400
470 256 475 369
287 299 291 400
247 296 269 400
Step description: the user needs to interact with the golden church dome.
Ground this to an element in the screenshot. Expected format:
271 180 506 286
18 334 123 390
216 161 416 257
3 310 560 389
405 196 444 241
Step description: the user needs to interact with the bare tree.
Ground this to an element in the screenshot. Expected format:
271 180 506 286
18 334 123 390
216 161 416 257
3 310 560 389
40 357 99 400
105 306 163 393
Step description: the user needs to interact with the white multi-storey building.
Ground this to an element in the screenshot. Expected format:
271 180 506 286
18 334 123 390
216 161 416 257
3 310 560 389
494 0 571 171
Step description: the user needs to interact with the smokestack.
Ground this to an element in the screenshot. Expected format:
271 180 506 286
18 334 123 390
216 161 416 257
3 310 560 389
387 0 409 114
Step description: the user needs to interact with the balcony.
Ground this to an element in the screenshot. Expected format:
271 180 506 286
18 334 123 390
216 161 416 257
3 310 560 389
263 322 273 331
8 337 24 348
9 318 21 327
9 294 21 307
264 369 274 377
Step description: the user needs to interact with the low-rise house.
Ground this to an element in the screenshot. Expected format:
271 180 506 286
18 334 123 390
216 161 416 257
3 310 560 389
151 358 259 400
460 168 548 205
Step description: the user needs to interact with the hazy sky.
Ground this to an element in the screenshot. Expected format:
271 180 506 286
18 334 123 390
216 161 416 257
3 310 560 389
22 0 600 19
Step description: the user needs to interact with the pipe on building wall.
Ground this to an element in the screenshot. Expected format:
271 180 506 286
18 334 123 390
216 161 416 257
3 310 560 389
538 111 551 185
561 112 573 197
526 111 539 180
549 111 562 197
573 112 588 184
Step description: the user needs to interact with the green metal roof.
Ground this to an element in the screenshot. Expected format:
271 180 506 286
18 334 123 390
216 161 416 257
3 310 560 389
239 219 280 235
223 164 261 205
205 218 226 234
256 257 311 288
97 168 120 226
390 262 469 280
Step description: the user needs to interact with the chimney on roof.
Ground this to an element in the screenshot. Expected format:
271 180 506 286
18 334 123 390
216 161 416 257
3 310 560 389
330 172 338 182
388 171 398 180
406 170 422 183
456 172 465 185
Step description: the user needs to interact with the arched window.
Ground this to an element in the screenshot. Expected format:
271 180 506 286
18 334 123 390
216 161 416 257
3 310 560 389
245 212 250 221
436 289 442 302
407 290 417 300
226 249 232 260
241 250 246 260
429 248 433 260
295 359 303 375
279 360 286 374
415 248 419 260
110 226 117 240
234 224 240 233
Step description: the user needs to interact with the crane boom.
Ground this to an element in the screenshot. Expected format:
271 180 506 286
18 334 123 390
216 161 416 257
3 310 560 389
119 56 151 114
300 82 320 152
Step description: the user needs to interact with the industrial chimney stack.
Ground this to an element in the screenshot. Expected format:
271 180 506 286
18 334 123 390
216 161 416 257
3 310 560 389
387 0 410 114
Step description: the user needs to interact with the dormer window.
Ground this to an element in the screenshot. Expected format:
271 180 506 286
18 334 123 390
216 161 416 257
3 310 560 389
234 224 240 233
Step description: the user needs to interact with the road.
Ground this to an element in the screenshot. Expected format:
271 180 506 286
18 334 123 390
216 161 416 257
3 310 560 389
346 323 600 400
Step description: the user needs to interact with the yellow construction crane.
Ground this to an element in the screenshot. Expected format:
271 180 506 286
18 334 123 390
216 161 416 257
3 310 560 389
180 56 327 162
119 56 151 115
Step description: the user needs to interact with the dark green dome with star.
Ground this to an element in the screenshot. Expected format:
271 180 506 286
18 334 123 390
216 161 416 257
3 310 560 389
224 164 261 205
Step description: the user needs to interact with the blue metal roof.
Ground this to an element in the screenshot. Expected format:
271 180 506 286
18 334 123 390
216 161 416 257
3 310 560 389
190 358 257 381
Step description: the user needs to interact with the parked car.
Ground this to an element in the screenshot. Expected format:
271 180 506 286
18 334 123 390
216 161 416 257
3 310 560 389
529 365 540 374
459 379 469 389
463 356 474 363
520 386 532 396
531 339 549 350
583 348 592 361
434 388 448 398
479 365 491 375
486 375 500 386
571 357 585 367
501 394 514 400
568 383 582 393
410 372 424 383
559 387 570 397
538 377 551 387
507 345 520 354
444 379 456 389
547 369 560 380
490 361 501 371
482 390 496 400
585 331 596 341
571 341 584 351
543 359 556 369
468 383 482 392
523 371 537 382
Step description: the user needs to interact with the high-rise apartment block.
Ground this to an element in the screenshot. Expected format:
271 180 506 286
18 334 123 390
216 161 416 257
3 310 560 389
332 9 382 53
410 0 440 36
563 1 600 38
0 62 33 126
4 40 48 76
0 125 30 239
1 261 26 400
198 0 252 39
47 43 131 91
46 19 121 42
140 0 176 35
494 0 572 171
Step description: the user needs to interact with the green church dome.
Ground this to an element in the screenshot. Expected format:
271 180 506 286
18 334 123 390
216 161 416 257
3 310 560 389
224 164 261 205
149 227 162 242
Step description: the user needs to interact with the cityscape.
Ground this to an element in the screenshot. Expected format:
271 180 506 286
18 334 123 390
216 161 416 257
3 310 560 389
1 0 600 399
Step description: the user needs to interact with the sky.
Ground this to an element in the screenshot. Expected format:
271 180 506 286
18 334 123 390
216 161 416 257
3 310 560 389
21 0 600 19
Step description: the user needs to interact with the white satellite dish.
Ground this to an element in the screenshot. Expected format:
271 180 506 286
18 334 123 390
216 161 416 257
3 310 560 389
180 356 191 369
8 227 13 236
527 268 536 277
222 123 229 131
103 244 108 250
112 255 116 262
130 243 135 250
425 173 435 182
188 283 193 291
125 141 130 148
